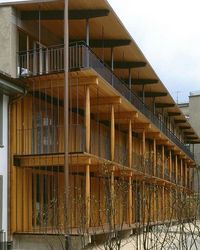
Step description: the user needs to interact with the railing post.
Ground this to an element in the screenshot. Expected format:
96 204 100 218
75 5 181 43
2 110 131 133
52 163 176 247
45 48 49 74
33 43 37 76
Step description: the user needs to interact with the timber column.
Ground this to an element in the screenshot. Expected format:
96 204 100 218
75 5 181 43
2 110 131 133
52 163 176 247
110 105 115 226
153 139 156 221
128 120 133 225
64 0 69 236
85 85 91 228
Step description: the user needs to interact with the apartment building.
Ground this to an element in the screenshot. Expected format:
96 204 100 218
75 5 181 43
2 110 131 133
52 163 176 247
0 0 199 249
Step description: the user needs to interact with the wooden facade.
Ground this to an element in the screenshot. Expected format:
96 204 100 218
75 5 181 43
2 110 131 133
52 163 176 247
5 0 198 237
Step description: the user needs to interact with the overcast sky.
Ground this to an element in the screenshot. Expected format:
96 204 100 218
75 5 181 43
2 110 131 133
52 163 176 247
108 0 200 103
1 0 200 103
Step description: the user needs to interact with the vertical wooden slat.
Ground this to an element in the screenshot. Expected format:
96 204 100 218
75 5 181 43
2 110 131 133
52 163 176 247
85 86 90 153
111 105 115 161
128 175 132 225
180 159 183 186
175 155 178 184
153 139 156 176
128 120 132 168
111 170 115 226
28 170 33 231
10 103 17 233
162 145 165 178
16 168 23 231
169 150 172 180
85 164 90 228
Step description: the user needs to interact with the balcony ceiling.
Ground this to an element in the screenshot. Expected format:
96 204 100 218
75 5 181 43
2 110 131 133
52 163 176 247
3 0 199 141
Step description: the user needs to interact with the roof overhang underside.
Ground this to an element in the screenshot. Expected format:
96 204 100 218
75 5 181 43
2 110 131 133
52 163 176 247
0 73 25 96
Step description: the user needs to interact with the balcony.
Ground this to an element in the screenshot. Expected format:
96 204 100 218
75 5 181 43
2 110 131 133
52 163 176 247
17 42 194 160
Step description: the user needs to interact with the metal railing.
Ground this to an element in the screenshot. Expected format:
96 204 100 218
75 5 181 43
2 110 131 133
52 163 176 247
17 41 194 160
17 44 64 76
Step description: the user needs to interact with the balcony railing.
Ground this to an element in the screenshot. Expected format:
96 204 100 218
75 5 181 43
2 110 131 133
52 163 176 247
17 42 194 160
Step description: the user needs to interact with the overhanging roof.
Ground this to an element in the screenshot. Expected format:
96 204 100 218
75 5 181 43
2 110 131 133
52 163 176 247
0 72 26 96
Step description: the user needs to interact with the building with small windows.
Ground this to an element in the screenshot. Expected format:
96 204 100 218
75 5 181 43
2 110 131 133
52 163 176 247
0 0 199 249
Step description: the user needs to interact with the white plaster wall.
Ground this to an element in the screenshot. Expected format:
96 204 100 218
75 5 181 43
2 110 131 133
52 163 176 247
0 7 17 77
0 95 9 240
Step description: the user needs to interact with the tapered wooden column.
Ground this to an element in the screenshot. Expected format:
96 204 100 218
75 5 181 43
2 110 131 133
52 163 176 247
111 169 115 227
188 167 191 189
142 130 146 173
169 150 172 180
153 139 156 176
86 164 90 228
140 181 145 223
175 155 178 184
128 175 133 225
128 120 132 168
111 105 115 161
85 86 90 228
180 159 183 186
142 130 146 156
153 139 156 222
162 145 165 178
85 86 90 153
162 187 165 221
185 162 188 187
110 105 115 226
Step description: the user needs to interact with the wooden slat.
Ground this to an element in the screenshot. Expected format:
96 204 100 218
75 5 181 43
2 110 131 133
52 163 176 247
85 164 90 228
85 85 90 153
128 120 132 168
111 105 115 161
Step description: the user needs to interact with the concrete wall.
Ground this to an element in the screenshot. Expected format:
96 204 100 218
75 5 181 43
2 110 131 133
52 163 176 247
178 103 189 119
0 7 17 77
0 95 9 242
13 234 91 250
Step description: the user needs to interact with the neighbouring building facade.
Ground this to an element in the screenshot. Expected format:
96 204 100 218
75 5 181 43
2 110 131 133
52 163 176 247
179 92 200 194
0 0 199 249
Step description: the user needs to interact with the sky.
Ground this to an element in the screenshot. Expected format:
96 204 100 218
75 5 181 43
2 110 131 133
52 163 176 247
108 0 200 103
0 0 200 103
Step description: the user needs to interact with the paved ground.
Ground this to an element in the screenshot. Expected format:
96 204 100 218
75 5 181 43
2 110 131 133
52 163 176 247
89 222 200 249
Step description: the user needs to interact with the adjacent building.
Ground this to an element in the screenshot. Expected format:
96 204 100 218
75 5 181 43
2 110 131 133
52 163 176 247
0 0 199 249
179 92 200 193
